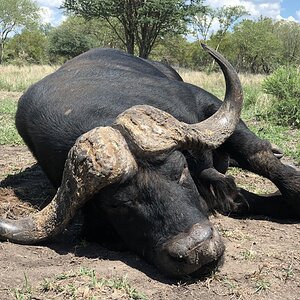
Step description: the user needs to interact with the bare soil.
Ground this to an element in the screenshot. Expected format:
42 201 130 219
0 145 299 300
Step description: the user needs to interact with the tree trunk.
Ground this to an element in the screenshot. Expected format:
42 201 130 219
0 43 4 64
126 39 135 55
123 24 135 55
138 45 150 59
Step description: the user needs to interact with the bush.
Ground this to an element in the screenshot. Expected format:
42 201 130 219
262 66 300 128
243 85 261 109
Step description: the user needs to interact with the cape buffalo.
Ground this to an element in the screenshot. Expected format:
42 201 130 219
0 45 299 278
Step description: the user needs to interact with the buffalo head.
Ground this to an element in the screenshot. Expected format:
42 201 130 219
0 45 243 278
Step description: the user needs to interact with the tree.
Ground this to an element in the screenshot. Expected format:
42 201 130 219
274 20 300 66
5 29 49 64
48 16 123 63
230 18 282 73
0 0 40 63
215 5 248 51
192 5 247 48
150 34 191 67
192 7 218 42
191 5 247 70
62 0 205 58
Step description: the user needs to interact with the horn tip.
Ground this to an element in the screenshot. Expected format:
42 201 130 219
201 43 214 54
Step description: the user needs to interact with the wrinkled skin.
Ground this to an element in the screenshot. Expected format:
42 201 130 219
8 48 300 278
83 151 224 277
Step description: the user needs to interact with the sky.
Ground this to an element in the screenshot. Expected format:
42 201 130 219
37 0 66 26
37 0 300 27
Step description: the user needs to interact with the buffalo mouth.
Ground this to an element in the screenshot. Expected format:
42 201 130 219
154 223 225 278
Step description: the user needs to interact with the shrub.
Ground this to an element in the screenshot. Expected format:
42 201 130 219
262 66 300 128
243 85 261 109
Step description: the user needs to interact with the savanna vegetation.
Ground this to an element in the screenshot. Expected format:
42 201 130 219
1 0 299 131
0 65 299 163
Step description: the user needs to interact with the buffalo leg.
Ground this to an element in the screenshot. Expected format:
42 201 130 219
235 188 299 219
222 121 300 217
241 151 300 217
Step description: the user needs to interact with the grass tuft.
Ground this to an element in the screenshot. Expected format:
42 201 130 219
240 248 256 260
13 273 32 300
16 267 149 300
254 279 270 294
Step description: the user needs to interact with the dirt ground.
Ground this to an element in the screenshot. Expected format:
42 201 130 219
0 145 299 300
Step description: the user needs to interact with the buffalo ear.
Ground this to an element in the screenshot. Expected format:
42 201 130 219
0 127 137 244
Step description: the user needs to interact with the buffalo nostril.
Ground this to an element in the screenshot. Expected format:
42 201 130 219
157 224 225 277
165 223 213 260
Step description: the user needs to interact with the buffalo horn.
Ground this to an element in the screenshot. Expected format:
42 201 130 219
0 127 137 244
114 44 243 156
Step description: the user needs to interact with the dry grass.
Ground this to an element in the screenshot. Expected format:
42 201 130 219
179 69 273 117
179 69 225 99
0 65 57 92
0 65 57 145
179 69 300 163
179 69 265 96
0 65 298 161
179 69 265 87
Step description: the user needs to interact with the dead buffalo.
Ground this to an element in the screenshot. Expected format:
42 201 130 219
0 45 299 278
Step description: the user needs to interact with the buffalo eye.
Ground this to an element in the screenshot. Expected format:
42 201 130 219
105 184 136 209
109 199 132 210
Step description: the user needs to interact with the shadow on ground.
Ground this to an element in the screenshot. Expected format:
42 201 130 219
0 164 178 284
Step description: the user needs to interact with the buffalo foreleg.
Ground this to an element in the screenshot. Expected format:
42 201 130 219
236 189 299 219
222 121 300 217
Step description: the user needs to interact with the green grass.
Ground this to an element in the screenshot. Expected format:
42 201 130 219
240 248 256 260
283 264 294 282
246 121 300 163
15 268 148 300
0 98 23 145
240 80 300 164
13 273 32 300
0 65 56 146
255 279 270 294
78 267 147 299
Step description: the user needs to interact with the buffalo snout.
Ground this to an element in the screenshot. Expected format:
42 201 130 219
157 222 225 278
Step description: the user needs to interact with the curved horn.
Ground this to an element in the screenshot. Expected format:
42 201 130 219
192 43 243 146
114 44 243 156
0 127 137 244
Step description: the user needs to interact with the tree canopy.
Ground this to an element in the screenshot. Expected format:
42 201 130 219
48 16 123 63
232 18 282 73
6 29 48 64
1 1 300 74
62 0 205 58
0 0 40 63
